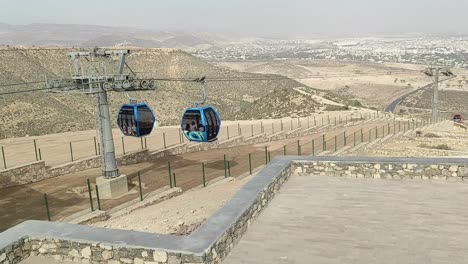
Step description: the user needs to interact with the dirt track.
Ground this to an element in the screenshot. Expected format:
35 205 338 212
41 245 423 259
0 119 390 232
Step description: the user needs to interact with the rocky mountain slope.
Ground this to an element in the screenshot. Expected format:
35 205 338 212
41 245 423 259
0 47 321 138
0 23 227 49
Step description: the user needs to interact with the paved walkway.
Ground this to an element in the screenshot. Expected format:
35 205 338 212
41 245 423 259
224 176 468 264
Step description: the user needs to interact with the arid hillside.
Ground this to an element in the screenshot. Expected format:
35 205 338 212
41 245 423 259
0 48 317 139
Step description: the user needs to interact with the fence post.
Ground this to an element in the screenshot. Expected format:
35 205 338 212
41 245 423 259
94 136 98 156
323 135 326 151
297 140 300 155
334 136 337 152
227 126 230 139
268 151 271 162
290 119 293 130
312 140 315 156
87 179 94 212
224 154 227 178
202 162 206 187
163 133 167 149
353 131 356 146
179 129 182 144
2 146 6 169
69 142 74 162
228 160 232 177
122 137 126 155
249 153 252 175
251 124 254 137
144 137 147 149
238 123 241 136
265 146 268 164
38 148 42 161
281 120 284 131
140 138 144 149
344 131 347 146
283 145 286 155
173 172 177 187
138 172 143 201
44 193 51 221
34 139 38 161
314 116 316 126
168 161 173 188
95 185 102 210
361 128 363 143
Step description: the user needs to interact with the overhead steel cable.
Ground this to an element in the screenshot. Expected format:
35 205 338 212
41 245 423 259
0 70 416 96
0 80 44 88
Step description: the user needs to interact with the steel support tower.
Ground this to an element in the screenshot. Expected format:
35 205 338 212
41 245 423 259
45 48 156 178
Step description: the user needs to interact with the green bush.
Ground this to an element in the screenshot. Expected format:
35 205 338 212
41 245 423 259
324 105 349 111
418 143 451 150
424 132 441 138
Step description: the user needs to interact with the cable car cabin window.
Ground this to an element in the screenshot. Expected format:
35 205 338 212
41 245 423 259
118 107 137 137
183 110 203 132
204 108 219 141
137 107 154 136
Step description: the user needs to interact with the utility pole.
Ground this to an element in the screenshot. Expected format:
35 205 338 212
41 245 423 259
424 67 454 123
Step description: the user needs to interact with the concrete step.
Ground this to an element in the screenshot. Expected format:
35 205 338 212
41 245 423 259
329 146 352 156
316 151 331 156
344 142 368 154
380 134 394 143
365 138 382 149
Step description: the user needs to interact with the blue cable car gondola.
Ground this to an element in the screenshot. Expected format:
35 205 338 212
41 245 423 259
181 77 221 142
117 103 156 137
181 106 221 142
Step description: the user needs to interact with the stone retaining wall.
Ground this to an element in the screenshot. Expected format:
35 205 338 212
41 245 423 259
0 149 150 188
0 161 47 188
291 158 468 181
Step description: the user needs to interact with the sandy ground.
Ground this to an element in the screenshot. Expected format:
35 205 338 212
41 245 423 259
215 60 435 108
91 175 253 234
354 121 468 157
0 110 374 168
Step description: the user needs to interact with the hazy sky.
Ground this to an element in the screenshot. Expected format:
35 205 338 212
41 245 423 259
1 0 468 37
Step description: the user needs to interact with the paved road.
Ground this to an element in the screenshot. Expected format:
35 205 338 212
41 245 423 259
383 83 432 113
384 76 457 113
224 176 468 264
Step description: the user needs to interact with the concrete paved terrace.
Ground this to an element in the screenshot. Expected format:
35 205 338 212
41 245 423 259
225 175 468 264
